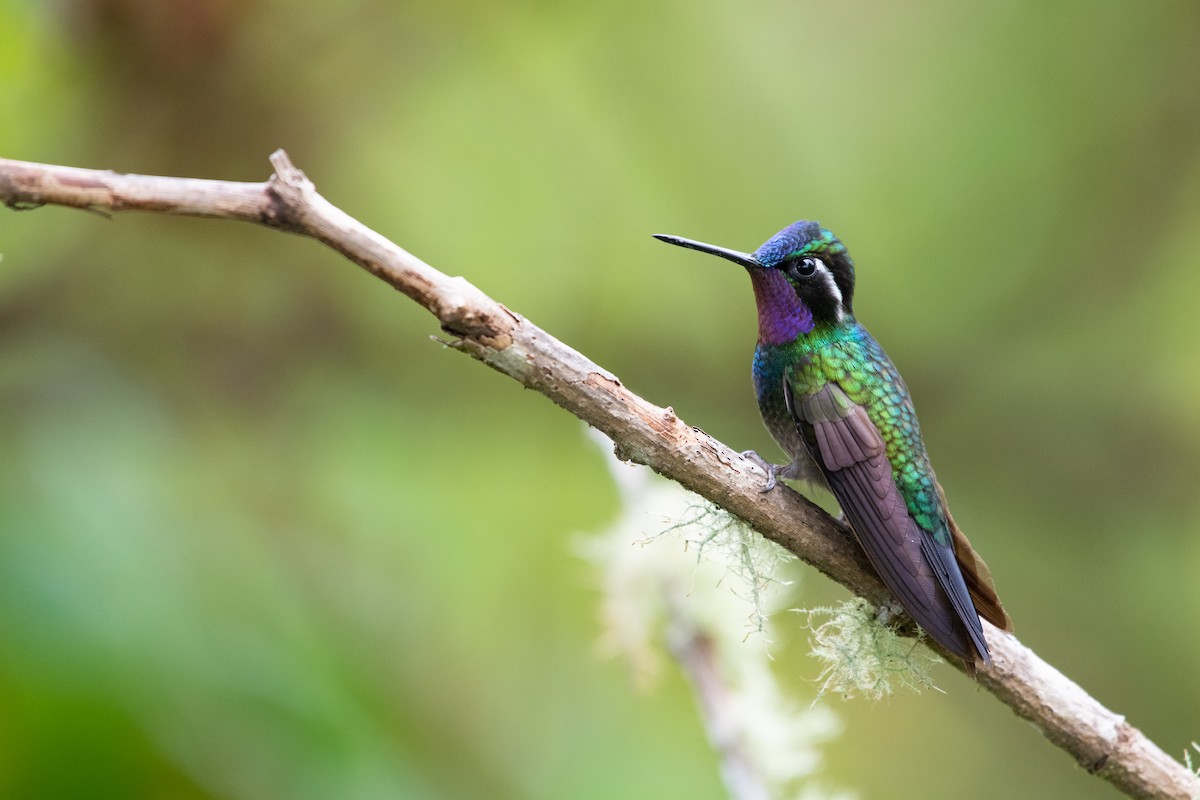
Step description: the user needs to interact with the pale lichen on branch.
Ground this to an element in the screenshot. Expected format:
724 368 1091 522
801 598 941 701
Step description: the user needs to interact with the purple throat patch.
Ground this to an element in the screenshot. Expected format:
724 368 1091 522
749 269 813 344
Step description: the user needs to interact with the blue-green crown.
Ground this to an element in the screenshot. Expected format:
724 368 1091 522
754 220 847 266
753 220 856 313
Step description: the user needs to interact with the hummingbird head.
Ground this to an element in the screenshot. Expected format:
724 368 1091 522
654 220 856 345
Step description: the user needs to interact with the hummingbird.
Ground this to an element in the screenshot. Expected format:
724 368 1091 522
654 221 1011 666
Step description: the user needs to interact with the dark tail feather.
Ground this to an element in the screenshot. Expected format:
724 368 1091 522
920 532 991 664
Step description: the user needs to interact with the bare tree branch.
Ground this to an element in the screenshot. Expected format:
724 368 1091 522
2 152 1195 800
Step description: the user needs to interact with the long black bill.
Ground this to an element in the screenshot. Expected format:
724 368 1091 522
652 234 763 269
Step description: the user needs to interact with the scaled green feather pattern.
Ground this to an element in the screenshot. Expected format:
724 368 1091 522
787 322 947 542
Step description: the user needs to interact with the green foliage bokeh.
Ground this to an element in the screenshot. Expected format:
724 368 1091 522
2 2 1199 798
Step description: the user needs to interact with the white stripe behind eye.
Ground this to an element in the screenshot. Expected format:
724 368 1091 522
812 258 845 322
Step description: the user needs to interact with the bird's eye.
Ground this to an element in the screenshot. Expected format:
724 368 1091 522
794 257 821 278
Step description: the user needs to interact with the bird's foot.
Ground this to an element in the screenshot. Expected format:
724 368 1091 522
740 450 805 493
874 601 906 627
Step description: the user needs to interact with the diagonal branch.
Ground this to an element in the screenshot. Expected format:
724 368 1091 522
1 152 1195 800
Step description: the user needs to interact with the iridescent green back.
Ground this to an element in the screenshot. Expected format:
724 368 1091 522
775 321 950 544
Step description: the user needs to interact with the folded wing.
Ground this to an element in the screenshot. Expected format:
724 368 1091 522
787 380 992 663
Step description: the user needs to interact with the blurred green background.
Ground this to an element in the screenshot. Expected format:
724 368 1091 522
3 1 1200 797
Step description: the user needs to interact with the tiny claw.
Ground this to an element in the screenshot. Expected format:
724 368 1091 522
740 450 779 492
875 601 905 626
